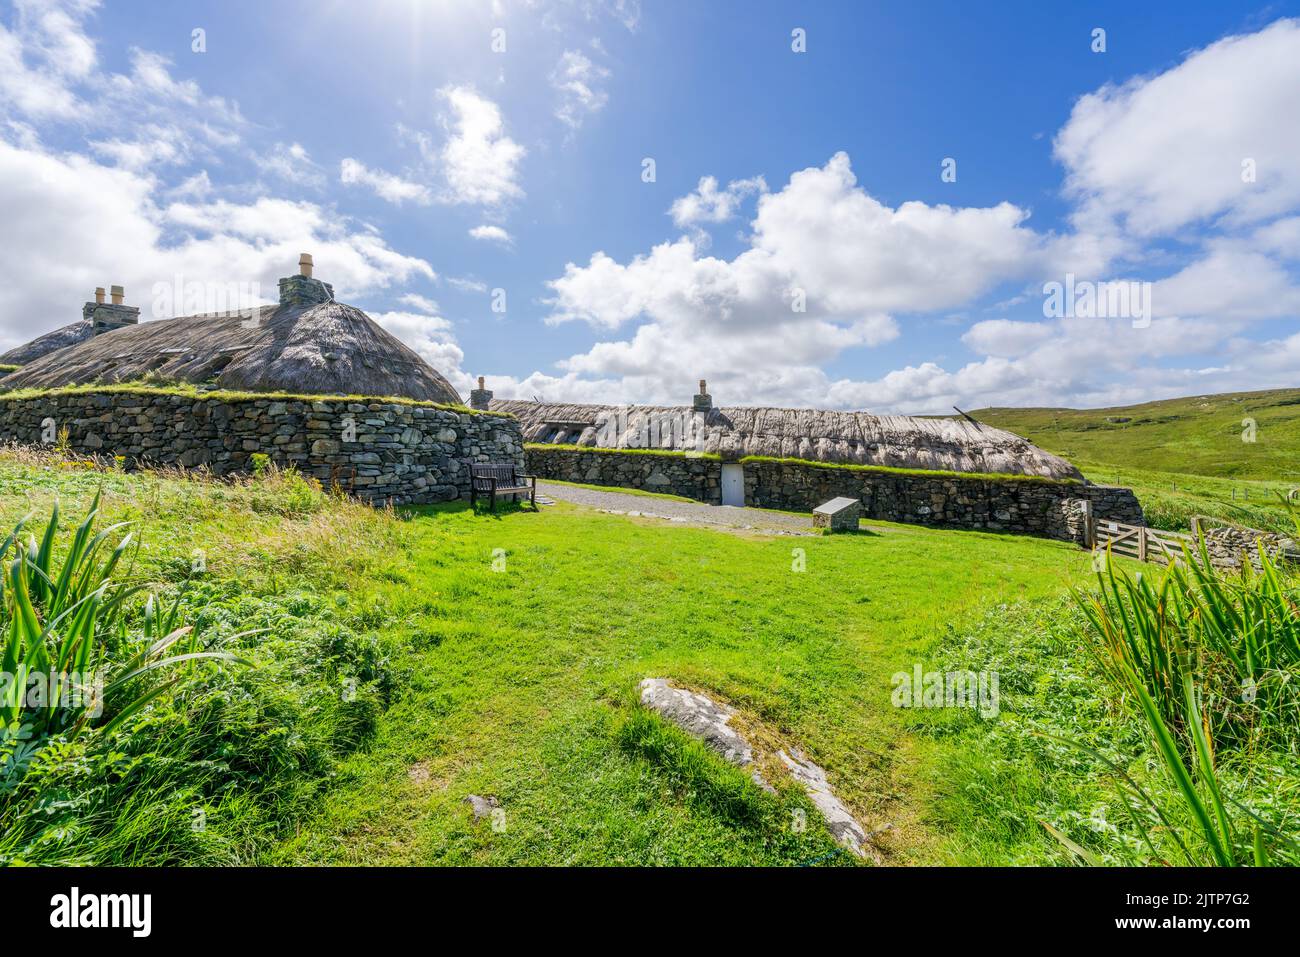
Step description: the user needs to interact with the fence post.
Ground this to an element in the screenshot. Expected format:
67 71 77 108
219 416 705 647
1080 499 1095 550
1138 526 1148 563
1190 516 1202 542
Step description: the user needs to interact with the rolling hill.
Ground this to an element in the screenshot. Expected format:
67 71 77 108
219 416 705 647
968 389 1300 483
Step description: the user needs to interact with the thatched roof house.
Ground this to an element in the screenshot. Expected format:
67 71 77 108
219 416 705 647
489 380 1082 481
0 320 93 367
0 259 462 405
0 284 138 366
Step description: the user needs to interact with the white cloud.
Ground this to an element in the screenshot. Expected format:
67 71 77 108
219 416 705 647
339 157 432 206
1056 18 1300 237
256 142 325 189
89 126 186 170
436 85 524 207
447 276 489 294
1152 238 1300 320
0 1 441 369
0 0 96 119
0 137 433 346
669 175 766 229
512 21 1300 412
469 224 513 245
961 319 1054 358
169 169 212 199
1254 216 1300 259
818 315 1264 414
101 48 245 144
551 49 610 130
550 153 1049 330
399 292 440 313
527 152 1081 406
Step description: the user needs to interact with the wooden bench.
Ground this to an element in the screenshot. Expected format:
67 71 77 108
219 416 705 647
470 463 537 511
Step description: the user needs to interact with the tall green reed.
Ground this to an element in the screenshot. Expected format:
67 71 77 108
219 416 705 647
1062 519 1300 865
1 493 241 769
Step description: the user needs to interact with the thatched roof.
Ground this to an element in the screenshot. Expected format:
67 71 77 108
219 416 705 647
0 320 94 366
0 301 463 404
493 399 1084 480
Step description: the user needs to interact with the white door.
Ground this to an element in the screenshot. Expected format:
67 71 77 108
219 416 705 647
721 463 745 507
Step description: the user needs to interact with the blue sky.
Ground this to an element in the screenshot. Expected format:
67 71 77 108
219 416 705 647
3 0 1299 412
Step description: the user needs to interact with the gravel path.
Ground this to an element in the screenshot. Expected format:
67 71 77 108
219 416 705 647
537 481 816 535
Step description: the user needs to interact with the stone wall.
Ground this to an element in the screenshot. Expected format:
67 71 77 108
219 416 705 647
1194 522 1299 572
523 446 1143 541
524 445 721 503
0 390 523 506
741 457 1143 542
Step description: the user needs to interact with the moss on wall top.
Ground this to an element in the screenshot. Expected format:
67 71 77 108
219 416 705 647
524 443 721 461
0 380 511 418
737 454 1082 485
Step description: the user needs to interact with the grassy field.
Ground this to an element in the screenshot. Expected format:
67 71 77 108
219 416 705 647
964 389 1300 532
3 449 1293 866
968 388 1300 481
267 502 1101 865
0 448 1128 866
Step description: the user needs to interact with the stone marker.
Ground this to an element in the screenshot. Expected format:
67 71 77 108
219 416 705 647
813 496 861 532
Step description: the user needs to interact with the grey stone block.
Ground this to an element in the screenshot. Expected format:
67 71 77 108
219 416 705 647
813 496 861 532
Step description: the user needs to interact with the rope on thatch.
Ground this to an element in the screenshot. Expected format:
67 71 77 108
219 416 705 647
493 399 1084 480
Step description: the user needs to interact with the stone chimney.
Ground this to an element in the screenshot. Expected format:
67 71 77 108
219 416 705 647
692 378 712 412
278 252 334 307
470 375 494 411
84 285 140 335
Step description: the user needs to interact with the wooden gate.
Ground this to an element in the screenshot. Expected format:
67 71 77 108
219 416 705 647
1088 517 1193 566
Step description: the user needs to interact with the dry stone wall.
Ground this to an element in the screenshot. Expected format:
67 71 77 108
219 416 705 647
0 390 523 506
1195 523 1300 572
524 445 1143 542
742 457 1143 541
524 445 722 503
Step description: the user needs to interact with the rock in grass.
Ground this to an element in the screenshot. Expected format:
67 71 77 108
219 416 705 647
639 678 774 792
639 678 754 766
466 794 500 820
778 748 868 856
639 678 869 855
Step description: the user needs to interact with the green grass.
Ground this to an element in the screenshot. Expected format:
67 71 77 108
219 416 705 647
0 448 1113 865
964 389 1300 532
7 445 1291 867
0 379 500 416
526 443 720 460
1075 460 1295 533
0 364 19 375
0 453 412 864
267 501 1105 865
968 388 1300 483
1065 534 1300 865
